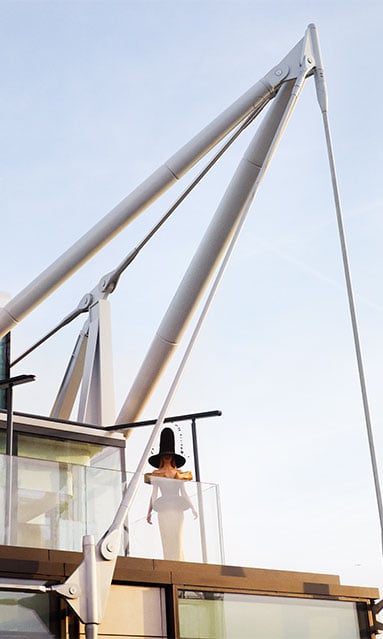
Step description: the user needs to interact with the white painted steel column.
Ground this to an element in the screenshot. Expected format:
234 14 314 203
116 80 295 426
77 299 115 425
50 327 88 420
0 53 295 340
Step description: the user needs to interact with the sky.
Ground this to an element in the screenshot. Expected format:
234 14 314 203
1 0 383 593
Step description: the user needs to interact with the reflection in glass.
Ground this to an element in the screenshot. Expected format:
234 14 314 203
0 590 58 637
17 434 121 469
0 453 124 551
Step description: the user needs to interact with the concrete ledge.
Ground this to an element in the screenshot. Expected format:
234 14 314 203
0 546 378 601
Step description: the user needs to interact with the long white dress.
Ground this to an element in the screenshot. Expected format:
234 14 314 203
151 476 191 561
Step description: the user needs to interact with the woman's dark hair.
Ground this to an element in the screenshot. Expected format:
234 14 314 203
159 453 176 468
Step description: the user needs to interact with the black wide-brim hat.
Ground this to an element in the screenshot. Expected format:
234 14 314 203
148 427 186 468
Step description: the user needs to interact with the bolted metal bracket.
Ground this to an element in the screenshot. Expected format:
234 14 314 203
51 534 117 627
52 582 81 600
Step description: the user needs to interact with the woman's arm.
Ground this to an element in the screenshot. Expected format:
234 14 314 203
146 483 158 524
180 483 198 519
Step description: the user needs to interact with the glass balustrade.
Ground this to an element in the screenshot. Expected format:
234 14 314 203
0 454 224 563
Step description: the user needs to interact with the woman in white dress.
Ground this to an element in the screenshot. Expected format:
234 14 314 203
146 427 197 560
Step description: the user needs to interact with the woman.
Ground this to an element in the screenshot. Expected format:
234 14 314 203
145 427 197 560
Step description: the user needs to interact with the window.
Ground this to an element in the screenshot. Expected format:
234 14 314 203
0 588 60 637
79 585 167 638
17 434 122 469
178 590 368 639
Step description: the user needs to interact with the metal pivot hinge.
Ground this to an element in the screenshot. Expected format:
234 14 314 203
51 534 118 633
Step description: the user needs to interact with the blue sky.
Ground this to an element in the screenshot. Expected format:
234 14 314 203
1 0 383 590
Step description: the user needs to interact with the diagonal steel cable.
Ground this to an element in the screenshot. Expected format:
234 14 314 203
11 97 270 367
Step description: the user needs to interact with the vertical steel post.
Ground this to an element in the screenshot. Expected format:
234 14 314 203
0 333 10 411
191 418 208 562
4 380 14 546
84 535 100 639
191 418 201 483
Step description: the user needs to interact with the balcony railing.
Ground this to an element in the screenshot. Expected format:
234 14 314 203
0 454 224 564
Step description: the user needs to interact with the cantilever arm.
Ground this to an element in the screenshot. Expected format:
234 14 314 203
0 37 303 341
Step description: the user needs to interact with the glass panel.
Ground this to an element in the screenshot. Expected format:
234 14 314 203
127 476 223 563
178 591 364 639
85 464 125 544
0 590 58 637
79 585 167 637
0 453 124 550
0 453 223 561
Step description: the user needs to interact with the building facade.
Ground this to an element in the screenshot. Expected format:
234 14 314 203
0 411 380 638
0 548 379 638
